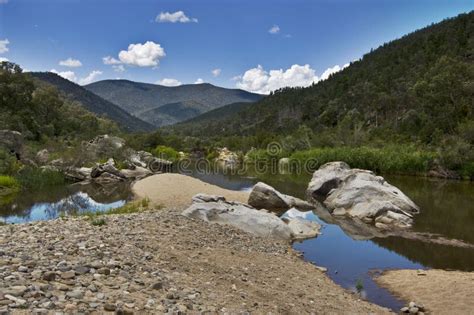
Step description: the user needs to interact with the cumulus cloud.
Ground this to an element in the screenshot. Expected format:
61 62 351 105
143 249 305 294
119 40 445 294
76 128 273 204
156 78 182 87
78 70 102 85
118 41 166 67
195 78 204 84
50 69 77 82
102 56 122 65
156 11 198 23
268 25 280 34
236 63 348 94
211 68 221 77
59 58 82 67
0 57 9 62
0 39 10 54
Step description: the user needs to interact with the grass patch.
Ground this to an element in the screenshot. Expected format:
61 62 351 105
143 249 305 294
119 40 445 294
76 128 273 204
15 167 67 190
91 218 106 226
290 145 436 175
0 175 20 196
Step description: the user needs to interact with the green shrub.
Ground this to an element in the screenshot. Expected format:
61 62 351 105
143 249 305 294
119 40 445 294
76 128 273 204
15 167 67 190
290 146 435 175
152 145 180 162
0 149 20 175
0 175 20 196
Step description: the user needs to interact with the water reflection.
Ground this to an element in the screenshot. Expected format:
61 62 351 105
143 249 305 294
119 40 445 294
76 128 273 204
0 182 130 224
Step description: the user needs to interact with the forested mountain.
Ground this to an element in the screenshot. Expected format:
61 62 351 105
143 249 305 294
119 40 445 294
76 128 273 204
171 12 474 149
31 72 154 132
85 80 262 127
0 62 119 142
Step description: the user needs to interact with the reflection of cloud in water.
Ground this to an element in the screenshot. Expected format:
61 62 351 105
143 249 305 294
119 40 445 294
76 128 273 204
282 208 316 220
4 192 125 224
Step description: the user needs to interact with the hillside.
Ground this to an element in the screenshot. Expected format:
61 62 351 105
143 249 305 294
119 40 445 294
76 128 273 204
0 62 119 142
30 72 154 132
85 80 262 127
170 12 474 149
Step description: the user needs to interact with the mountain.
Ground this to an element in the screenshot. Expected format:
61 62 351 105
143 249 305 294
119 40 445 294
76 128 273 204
30 72 155 132
171 12 474 146
84 80 262 127
170 102 255 136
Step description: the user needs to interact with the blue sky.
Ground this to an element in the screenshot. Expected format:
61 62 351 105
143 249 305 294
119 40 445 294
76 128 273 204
0 0 473 93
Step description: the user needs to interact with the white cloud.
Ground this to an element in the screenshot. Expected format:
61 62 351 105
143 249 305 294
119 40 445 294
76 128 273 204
59 57 82 67
0 39 9 54
211 68 221 77
156 78 182 87
50 69 77 82
195 78 204 84
118 41 166 67
156 11 198 23
236 63 349 94
102 56 122 65
0 57 9 62
269 25 280 34
112 65 125 72
78 70 102 85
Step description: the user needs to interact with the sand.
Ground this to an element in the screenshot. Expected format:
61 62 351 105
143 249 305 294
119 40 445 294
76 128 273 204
375 269 474 314
132 173 249 208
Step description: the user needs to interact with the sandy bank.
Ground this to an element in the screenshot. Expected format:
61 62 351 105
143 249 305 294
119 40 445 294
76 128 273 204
132 173 249 208
375 269 474 314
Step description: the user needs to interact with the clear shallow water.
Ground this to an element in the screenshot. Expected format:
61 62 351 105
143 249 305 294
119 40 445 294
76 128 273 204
180 167 474 311
0 183 130 224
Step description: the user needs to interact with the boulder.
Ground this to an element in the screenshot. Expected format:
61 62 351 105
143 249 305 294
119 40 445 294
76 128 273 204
91 158 126 180
35 149 49 165
148 157 173 173
63 167 92 182
0 130 23 159
248 182 313 212
182 194 293 240
121 166 152 180
307 162 419 229
216 147 240 166
84 135 125 156
93 172 126 185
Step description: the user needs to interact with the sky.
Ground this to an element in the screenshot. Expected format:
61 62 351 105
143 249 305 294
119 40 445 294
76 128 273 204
0 0 473 93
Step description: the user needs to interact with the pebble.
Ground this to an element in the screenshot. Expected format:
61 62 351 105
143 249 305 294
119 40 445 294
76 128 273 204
60 271 75 280
42 271 56 281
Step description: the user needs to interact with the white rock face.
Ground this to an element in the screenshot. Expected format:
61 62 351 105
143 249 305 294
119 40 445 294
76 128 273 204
183 194 321 241
307 162 419 228
248 182 313 212
282 208 321 240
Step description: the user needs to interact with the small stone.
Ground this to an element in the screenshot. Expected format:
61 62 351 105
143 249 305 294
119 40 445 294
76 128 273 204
4 294 27 305
42 271 56 281
409 301 417 308
400 307 409 313
66 290 84 299
74 266 90 275
6 285 27 297
98 268 110 275
104 303 116 311
64 303 76 311
18 266 28 272
150 282 163 290
60 270 75 280
409 307 419 314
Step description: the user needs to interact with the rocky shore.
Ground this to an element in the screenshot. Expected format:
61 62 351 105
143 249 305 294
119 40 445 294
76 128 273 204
0 208 390 314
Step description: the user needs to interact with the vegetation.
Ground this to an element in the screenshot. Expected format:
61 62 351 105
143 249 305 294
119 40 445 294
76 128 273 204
166 12 474 177
0 149 20 175
152 145 180 162
79 198 154 225
0 175 20 195
15 168 67 190
85 80 262 127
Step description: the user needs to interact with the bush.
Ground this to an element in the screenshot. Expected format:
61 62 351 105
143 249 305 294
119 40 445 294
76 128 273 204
0 175 20 195
15 167 67 190
152 145 180 162
0 149 20 175
290 145 435 175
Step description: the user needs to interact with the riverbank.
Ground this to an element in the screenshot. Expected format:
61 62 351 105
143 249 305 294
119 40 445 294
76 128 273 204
0 208 389 313
132 173 249 208
375 269 474 313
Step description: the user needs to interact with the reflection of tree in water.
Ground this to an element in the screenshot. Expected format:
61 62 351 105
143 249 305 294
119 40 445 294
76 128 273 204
1 183 130 223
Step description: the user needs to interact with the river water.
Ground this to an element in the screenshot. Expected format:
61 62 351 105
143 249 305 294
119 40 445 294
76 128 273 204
1 168 473 311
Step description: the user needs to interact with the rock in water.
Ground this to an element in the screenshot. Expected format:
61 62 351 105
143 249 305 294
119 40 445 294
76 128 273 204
307 162 419 229
248 182 313 212
182 194 293 240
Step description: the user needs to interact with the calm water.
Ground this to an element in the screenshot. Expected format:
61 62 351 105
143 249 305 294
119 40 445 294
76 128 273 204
181 167 474 311
0 182 130 224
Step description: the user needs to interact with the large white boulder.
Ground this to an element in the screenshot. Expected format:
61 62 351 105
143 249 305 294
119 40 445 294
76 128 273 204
307 162 419 229
248 182 313 212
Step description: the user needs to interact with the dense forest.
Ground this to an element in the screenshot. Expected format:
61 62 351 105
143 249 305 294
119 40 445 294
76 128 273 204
167 12 474 174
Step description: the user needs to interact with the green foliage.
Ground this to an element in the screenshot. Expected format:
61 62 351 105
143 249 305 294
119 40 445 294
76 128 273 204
355 279 364 293
290 146 435 174
15 168 67 190
152 145 180 162
0 175 20 196
0 149 20 175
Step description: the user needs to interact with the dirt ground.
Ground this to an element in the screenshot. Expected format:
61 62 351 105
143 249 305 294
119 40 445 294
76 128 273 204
375 269 474 314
